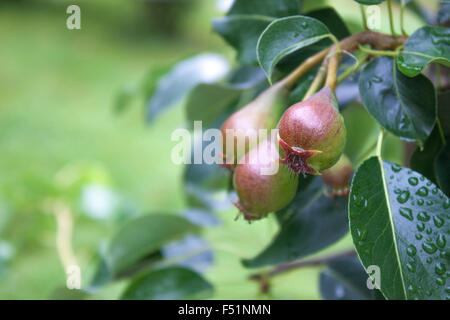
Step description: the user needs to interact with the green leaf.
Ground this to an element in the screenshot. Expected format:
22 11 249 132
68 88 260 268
359 56 436 146
147 54 230 122
48 287 89 300
257 16 331 81
398 26 450 77
184 153 231 211
213 15 274 65
319 255 384 300
185 84 242 130
354 0 385 4
349 157 450 300
410 125 445 185
438 3 450 27
106 214 199 276
243 176 349 268
436 144 450 197
288 66 318 104
227 0 302 17
306 7 350 40
121 267 213 300
226 66 267 89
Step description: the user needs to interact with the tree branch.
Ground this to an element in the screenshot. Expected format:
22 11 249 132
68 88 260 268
249 249 357 281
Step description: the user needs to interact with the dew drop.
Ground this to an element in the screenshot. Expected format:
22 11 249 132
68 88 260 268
417 222 425 232
435 263 446 276
406 263 416 273
416 234 423 240
436 234 447 248
399 207 414 221
391 164 402 172
397 191 410 204
433 216 444 228
436 277 446 286
417 211 430 222
416 187 429 197
422 242 438 254
406 245 417 257
408 177 418 186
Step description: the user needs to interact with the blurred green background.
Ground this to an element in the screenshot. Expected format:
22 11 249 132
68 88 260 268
0 0 427 299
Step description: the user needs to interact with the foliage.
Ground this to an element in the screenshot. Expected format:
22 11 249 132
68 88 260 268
18 0 446 300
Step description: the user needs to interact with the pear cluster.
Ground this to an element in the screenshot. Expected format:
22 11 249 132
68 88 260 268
220 83 347 221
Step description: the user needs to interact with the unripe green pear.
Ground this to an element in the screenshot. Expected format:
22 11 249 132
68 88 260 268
321 154 353 197
221 82 288 169
233 138 298 221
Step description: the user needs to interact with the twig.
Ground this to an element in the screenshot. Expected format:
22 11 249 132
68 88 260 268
52 201 78 270
249 249 356 281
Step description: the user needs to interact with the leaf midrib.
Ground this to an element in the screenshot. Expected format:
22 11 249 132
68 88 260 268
377 157 408 299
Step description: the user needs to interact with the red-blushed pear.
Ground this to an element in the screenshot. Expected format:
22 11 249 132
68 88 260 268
233 138 298 221
277 86 346 176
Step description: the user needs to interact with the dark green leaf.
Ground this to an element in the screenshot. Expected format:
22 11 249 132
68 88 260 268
320 255 384 300
162 235 213 273
398 26 450 77
89 253 112 290
121 267 213 300
288 66 318 104
227 0 302 17
349 157 450 300
184 149 231 211
436 144 450 197
185 84 241 130
359 56 436 146
354 0 385 4
226 66 267 89
147 54 229 122
257 16 331 80
213 15 274 65
306 7 350 40
243 176 348 268
438 4 450 27
48 287 88 300
106 214 199 276
410 125 445 185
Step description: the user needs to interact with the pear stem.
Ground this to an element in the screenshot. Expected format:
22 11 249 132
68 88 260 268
281 47 330 90
303 59 328 100
280 31 406 92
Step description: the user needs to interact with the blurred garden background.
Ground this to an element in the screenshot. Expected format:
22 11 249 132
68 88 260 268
0 0 428 299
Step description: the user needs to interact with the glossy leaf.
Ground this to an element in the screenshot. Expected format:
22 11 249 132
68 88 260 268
398 26 450 77
184 160 231 211
213 15 274 65
227 0 302 17
320 255 384 300
121 267 213 300
257 16 331 80
147 54 230 122
436 144 450 197
106 214 199 276
185 84 241 130
162 235 213 274
243 176 348 268
438 3 450 27
349 157 450 300
359 56 436 146
306 7 350 40
410 125 445 185
226 66 267 89
354 0 385 4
